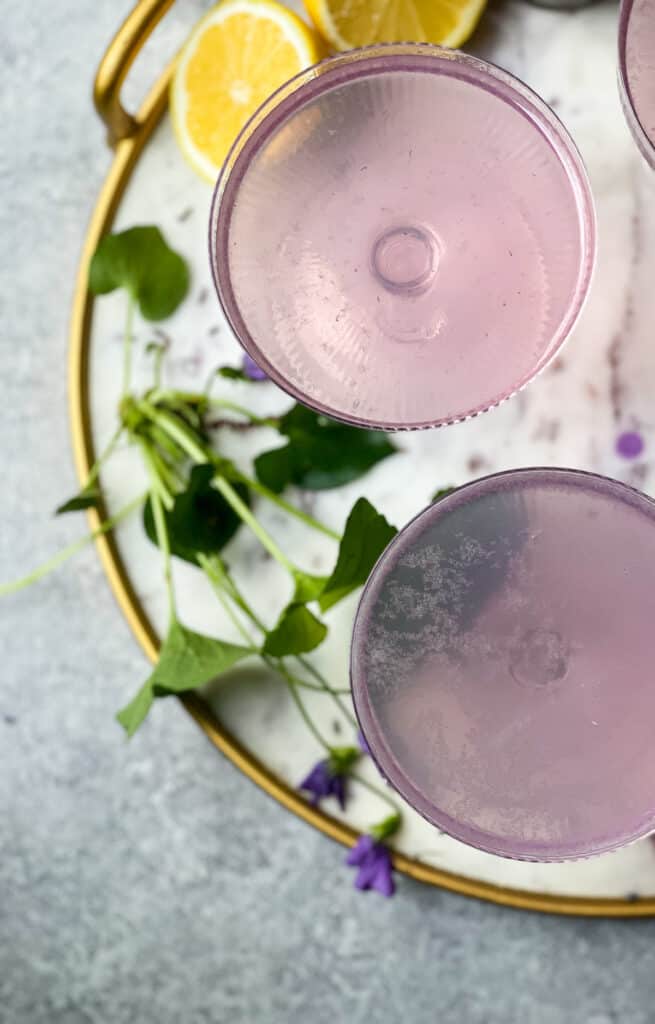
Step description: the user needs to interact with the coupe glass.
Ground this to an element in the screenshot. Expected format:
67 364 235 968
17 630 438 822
351 469 655 861
619 0 655 169
210 45 596 430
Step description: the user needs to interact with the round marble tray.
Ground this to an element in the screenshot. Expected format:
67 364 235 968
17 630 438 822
72 0 655 914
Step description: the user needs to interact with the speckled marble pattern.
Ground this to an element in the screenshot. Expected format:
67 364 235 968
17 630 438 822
3 2 655 1022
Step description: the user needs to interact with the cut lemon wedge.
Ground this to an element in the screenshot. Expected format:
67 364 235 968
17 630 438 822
171 0 323 183
303 0 486 52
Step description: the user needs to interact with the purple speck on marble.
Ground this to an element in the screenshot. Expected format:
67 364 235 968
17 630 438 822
357 730 370 755
616 431 644 459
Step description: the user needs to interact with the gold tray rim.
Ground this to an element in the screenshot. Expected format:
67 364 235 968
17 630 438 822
69 61 655 919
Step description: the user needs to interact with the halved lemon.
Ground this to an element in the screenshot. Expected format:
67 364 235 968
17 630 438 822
303 0 486 52
171 0 323 183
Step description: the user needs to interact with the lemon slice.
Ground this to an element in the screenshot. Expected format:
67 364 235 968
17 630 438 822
171 0 323 183
303 0 486 51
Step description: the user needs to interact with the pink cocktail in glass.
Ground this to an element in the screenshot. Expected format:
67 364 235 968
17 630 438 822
619 0 655 168
210 45 596 430
351 469 655 861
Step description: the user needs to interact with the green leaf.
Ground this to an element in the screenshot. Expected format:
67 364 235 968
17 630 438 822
143 465 248 565
262 604 327 657
150 620 251 693
254 404 397 492
116 682 154 738
292 569 328 604
55 486 102 515
319 498 397 612
89 226 190 321
431 486 455 503
216 366 250 382
116 620 252 736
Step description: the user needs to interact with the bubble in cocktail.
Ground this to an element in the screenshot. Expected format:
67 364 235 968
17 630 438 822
619 0 655 168
351 469 655 861
210 45 596 430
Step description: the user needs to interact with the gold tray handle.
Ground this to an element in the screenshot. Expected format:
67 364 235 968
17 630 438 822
94 0 176 146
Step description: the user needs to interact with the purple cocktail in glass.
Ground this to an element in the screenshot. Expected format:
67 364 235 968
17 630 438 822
210 45 596 430
351 469 655 861
619 0 655 168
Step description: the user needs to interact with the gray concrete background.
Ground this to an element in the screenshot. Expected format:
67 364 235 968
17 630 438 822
2 3 655 1022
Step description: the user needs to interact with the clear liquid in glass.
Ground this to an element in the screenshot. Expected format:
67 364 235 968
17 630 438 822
351 469 655 861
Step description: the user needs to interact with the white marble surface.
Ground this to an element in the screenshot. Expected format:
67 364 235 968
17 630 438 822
5 1 655 1022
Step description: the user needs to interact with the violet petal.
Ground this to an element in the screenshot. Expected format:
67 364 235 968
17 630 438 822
346 835 374 866
370 851 395 897
333 774 347 810
299 761 331 801
354 851 381 890
242 352 268 381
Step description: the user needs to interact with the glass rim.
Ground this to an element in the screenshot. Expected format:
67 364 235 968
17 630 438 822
209 43 597 432
350 466 655 861
617 0 655 171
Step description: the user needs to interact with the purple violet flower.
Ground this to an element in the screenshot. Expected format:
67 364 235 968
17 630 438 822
299 759 347 809
242 352 268 381
299 746 359 811
616 430 644 459
346 835 395 897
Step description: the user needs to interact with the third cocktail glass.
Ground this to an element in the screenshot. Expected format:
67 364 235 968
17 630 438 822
619 0 655 168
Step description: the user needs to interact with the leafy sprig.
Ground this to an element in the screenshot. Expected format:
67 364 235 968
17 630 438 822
2 225 420 894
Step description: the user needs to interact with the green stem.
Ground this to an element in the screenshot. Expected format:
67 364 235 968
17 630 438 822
148 390 269 426
206 565 352 703
213 476 295 574
207 555 268 632
123 296 136 397
139 440 174 511
149 343 166 390
350 771 401 816
141 398 355 733
236 471 341 541
203 366 218 396
141 402 210 463
201 556 346 701
147 422 187 464
284 677 332 753
149 388 204 408
150 488 175 619
0 492 145 597
199 554 255 647
277 667 351 695
205 397 275 426
148 447 182 496
296 656 356 726
278 671 350 696
201 566 347 696
84 424 123 491
139 435 176 618
143 403 304 577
